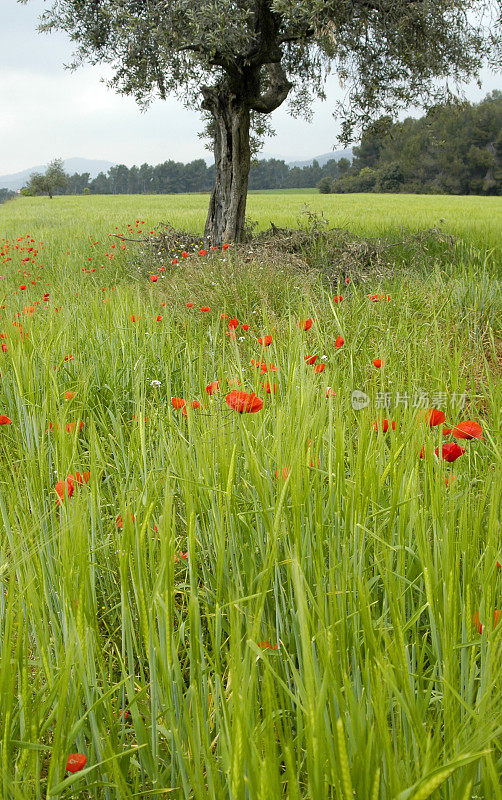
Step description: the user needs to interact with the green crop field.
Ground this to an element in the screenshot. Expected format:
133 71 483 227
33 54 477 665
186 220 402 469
3 192 502 258
0 193 501 800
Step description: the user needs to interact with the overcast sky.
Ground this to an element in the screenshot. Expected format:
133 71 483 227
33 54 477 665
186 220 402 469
1 0 500 174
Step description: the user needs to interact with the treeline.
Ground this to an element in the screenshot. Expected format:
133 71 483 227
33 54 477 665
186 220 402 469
0 188 16 204
38 156 350 196
319 91 502 195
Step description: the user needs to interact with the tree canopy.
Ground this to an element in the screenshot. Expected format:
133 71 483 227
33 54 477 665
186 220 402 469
30 0 501 238
23 158 69 199
329 91 502 195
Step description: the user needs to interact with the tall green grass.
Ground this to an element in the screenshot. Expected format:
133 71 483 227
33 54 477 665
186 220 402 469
2 193 502 264
0 194 500 799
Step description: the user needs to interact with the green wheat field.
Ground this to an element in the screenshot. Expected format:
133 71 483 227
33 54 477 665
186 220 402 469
0 192 501 799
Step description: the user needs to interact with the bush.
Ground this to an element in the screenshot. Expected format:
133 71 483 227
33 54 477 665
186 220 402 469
317 177 332 194
376 161 405 192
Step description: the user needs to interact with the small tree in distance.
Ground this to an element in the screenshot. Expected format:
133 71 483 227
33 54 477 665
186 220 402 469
29 0 500 241
25 159 68 199
317 177 331 194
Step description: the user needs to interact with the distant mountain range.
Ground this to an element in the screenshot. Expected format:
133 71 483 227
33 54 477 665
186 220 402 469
0 149 353 191
0 158 116 191
285 148 353 167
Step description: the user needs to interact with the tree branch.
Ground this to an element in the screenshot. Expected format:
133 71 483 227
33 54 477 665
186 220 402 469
249 63 293 112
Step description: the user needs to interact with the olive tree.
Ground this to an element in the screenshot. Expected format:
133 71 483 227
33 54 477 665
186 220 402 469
25 158 68 199
31 0 500 241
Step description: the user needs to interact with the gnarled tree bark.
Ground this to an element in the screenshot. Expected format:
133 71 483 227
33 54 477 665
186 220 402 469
202 86 251 245
202 62 292 244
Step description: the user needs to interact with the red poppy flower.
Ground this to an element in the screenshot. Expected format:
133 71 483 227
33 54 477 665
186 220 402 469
225 390 263 413
65 421 84 434
222 243 230 250
326 388 336 397
199 249 207 256
182 400 201 416
174 551 189 562
186 302 194 308
20 284 27 290
150 275 158 283
261 362 278 373
156 315 162 321
66 753 87 773
335 336 344 349
221 313 229 319
258 640 278 650
275 467 290 480
372 359 383 368
200 306 210 312
313 364 325 373
371 419 396 432
333 296 343 303
171 397 186 410
305 355 317 365
443 474 455 486
228 318 239 329
422 409 446 427
1 344 7 353
171 258 178 265
64 391 75 400
0 415 12 425
368 293 390 302
181 251 188 258
435 443 465 462
258 335 272 346
241 324 250 331
472 610 501 634
445 420 483 439
299 318 313 331
497 561 501 569
116 513 135 529
55 476 75 503
75 471 90 485
206 380 220 395
261 382 277 394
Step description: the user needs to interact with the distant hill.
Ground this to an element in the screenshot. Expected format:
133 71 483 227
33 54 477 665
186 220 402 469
0 158 116 191
287 148 353 168
257 149 353 167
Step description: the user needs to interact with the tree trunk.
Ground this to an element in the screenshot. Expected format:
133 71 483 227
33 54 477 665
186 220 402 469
203 88 251 245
